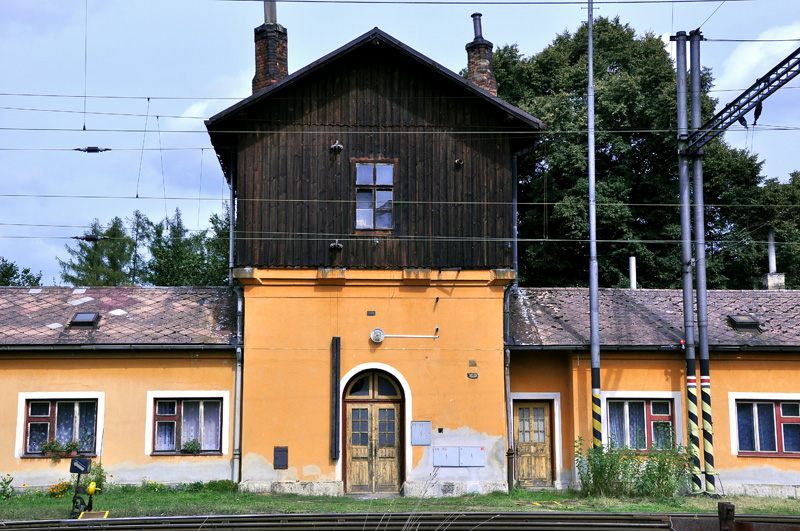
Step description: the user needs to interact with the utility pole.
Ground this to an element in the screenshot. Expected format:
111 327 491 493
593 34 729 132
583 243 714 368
587 0 602 449
674 31 703 495
690 28 716 496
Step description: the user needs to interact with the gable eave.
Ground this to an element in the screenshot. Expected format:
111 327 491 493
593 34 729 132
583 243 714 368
205 27 543 131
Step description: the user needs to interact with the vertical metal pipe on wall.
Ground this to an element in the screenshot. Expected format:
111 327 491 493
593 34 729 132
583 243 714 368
587 0 602 449
505 348 514 493
690 29 716 495
229 170 244 484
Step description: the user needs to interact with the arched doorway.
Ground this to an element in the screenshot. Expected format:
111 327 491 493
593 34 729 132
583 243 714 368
343 370 404 494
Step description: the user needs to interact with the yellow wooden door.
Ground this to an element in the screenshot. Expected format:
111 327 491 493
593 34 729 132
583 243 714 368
346 403 401 493
514 402 552 487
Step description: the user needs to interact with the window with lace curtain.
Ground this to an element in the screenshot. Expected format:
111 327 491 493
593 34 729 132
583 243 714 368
607 399 674 449
736 401 800 456
152 398 222 454
25 399 97 455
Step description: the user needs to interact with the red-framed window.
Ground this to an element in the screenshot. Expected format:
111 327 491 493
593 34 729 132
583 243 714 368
737 401 800 456
152 399 222 454
607 399 674 449
25 400 97 455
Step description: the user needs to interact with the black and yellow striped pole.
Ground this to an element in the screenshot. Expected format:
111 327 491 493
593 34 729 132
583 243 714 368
592 367 602 448
683 341 703 495
689 29 716 496
700 362 716 495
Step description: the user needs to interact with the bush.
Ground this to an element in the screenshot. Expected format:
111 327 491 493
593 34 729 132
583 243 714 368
179 481 205 493
574 437 639 497
88 461 108 492
635 434 692 499
141 479 171 493
1 473 14 500
574 435 691 499
204 479 237 492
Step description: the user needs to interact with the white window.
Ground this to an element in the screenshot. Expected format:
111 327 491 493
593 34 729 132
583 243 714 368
16 392 105 458
736 401 800 455
145 391 229 455
355 162 393 230
607 399 674 449
25 399 98 454
153 399 222 453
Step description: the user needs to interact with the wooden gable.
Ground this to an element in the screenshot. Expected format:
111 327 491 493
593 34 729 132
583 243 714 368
207 29 542 270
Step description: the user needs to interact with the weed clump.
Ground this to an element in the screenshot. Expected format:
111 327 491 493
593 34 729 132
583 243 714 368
574 434 691 499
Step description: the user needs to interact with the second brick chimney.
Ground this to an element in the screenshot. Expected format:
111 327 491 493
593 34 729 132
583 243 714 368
252 22 288 93
465 13 497 96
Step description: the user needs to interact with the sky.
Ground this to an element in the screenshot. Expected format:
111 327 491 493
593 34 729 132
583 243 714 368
1 0 798 285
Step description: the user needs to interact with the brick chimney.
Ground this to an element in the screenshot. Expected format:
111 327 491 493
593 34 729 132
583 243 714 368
465 13 497 96
252 22 288 93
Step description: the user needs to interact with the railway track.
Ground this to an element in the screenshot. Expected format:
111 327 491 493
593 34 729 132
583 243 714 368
3 510 800 531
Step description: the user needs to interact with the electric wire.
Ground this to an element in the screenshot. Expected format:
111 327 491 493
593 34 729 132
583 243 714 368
698 0 726 30
221 0 752 4
156 115 168 218
136 98 151 198
82 0 88 131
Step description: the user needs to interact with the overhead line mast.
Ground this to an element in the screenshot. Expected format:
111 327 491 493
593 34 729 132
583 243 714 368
686 44 800 152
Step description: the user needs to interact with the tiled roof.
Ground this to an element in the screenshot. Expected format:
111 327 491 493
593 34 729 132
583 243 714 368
0 286 237 348
509 288 800 349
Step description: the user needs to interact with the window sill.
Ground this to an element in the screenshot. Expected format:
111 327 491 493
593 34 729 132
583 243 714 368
355 230 393 235
737 452 800 458
150 451 223 457
22 453 96 459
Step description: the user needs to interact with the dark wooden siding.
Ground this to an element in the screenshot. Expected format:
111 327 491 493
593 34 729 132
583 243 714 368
229 43 536 269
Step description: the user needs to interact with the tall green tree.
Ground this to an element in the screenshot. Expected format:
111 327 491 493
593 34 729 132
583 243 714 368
205 205 232 285
761 172 800 289
58 217 136 286
0 257 42 286
495 17 769 288
142 208 230 286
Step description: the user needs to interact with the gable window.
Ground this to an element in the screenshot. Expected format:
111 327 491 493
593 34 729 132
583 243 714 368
355 162 393 230
25 399 97 455
153 398 222 454
607 399 674 449
737 401 800 456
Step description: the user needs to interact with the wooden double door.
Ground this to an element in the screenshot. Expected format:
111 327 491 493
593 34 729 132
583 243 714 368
344 371 403 494
514 401 553 487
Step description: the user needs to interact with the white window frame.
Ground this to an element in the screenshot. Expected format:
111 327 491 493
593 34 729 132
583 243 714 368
15 392 105 458
355 161 394 231
601 391 683 447
728 392 800 456
144 391 229 455
510 392 566 489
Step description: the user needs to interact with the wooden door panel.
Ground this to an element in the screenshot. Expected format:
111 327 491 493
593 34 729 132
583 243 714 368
515 402 552 487
346 406 371 493
374 405 400 492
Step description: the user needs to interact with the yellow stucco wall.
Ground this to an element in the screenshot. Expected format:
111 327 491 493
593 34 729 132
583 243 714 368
238 268 510 492
511 349 800 491
1 353 235 488
703 353 800 486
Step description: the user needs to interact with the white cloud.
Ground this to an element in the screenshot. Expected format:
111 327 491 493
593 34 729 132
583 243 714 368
714 21 800 92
